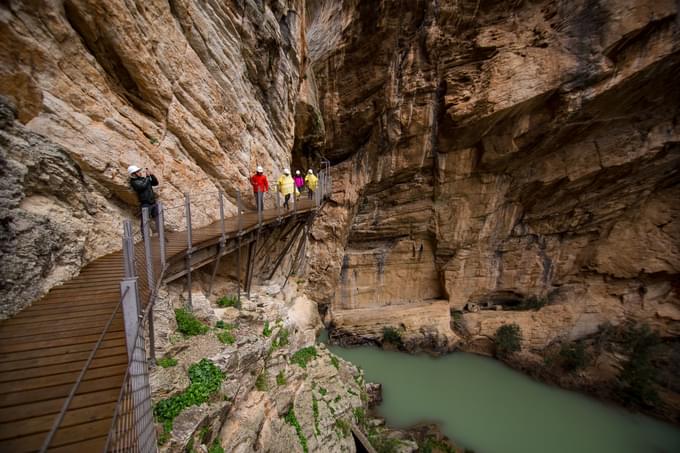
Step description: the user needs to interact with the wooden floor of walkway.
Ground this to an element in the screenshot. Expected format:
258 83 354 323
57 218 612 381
0 199 317 452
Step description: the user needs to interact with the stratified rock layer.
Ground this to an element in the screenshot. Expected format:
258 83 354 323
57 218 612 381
305 0 680 351
0 0 307 317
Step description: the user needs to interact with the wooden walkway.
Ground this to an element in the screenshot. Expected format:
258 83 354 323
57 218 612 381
0 199 317 452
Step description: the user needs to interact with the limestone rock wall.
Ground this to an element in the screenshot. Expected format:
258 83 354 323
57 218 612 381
0 0 308 317
304 0 680 350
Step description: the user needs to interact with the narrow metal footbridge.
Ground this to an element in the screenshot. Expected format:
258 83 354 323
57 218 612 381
0 169 330 452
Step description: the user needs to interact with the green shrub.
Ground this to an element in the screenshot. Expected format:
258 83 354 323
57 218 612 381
291 346 318 369
421 436 455 453
494 323 522 357
270 327 290 352
382 326 402 346
559 342 590 371
335 418 350 438
154 359 224 432
618 324 661 406
369 434 402 453
175 308 209 336
284 407 308 453
255 370 269 391
508 295 548 311
262 320 272 337
318 386 327 396
157 430 170 445
353 407 366 428
158 357 178 368
217 295 239 308
217 330 236 345
312 395 320 435
276 370 286 386
523 296 548 310
207 440 224 453
330 355 340 370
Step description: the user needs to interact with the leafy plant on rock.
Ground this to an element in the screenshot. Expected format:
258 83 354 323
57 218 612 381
618 323 661 406
154 359 224 433
207 440 224 453
175 308 209 336
284 407 308 453
270 327 290 352
494 323 522 357
559 342 590 372
158 357 177 368
262 320 272 337
217 294 239 308
312 394 320 436
382 326 402 346
334 418 350 438
330 354 340 370
290 346 318 369
215 322 236 345
255 370 269 391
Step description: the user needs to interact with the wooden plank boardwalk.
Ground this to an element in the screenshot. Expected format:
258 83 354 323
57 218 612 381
0 199 317 452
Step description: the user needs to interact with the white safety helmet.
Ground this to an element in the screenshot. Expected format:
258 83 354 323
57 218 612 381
283 168 290 175
295 170 300 175
256 165 263 173
127 165 141 175
308 169 314 174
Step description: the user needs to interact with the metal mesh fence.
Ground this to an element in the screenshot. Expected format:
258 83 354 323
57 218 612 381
104 300 156 453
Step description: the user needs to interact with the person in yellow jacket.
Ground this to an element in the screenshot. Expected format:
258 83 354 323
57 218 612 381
305 169 318 200
277 168 295 209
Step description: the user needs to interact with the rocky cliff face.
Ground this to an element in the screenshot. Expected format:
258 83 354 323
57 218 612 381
0 0 310 317
304 0 680 355
3 0 680 426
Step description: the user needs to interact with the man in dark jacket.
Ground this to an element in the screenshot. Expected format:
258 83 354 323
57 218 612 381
128 165 159 236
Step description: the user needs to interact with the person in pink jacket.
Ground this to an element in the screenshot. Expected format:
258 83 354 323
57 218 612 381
294 170 305 197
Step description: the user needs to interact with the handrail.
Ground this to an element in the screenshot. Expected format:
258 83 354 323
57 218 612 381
38 166 332 452
103 284 159 452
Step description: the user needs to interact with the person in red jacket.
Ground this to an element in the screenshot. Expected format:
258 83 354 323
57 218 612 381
250 165 269 211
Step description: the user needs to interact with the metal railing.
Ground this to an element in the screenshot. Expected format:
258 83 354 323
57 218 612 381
104 222 156 452
39 164 333 452
38 165 333 452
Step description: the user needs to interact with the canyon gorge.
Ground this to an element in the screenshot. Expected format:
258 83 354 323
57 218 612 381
1 0 680 451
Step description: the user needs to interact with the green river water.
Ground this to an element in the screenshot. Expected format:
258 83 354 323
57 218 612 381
327 343 680 453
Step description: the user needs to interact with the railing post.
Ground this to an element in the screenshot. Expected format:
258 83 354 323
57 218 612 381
237 189 243 235
219 190 226 243
121 219 140 360
315 175 321 207
121 278 140 360
237 236 241 305
293 185 297 213
319 172 325 203
141 207 154 291
123 220 136 280
236 189 242 305
158 201 166 269
208 191 226 298
184 192 193 310
276 189 282 222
